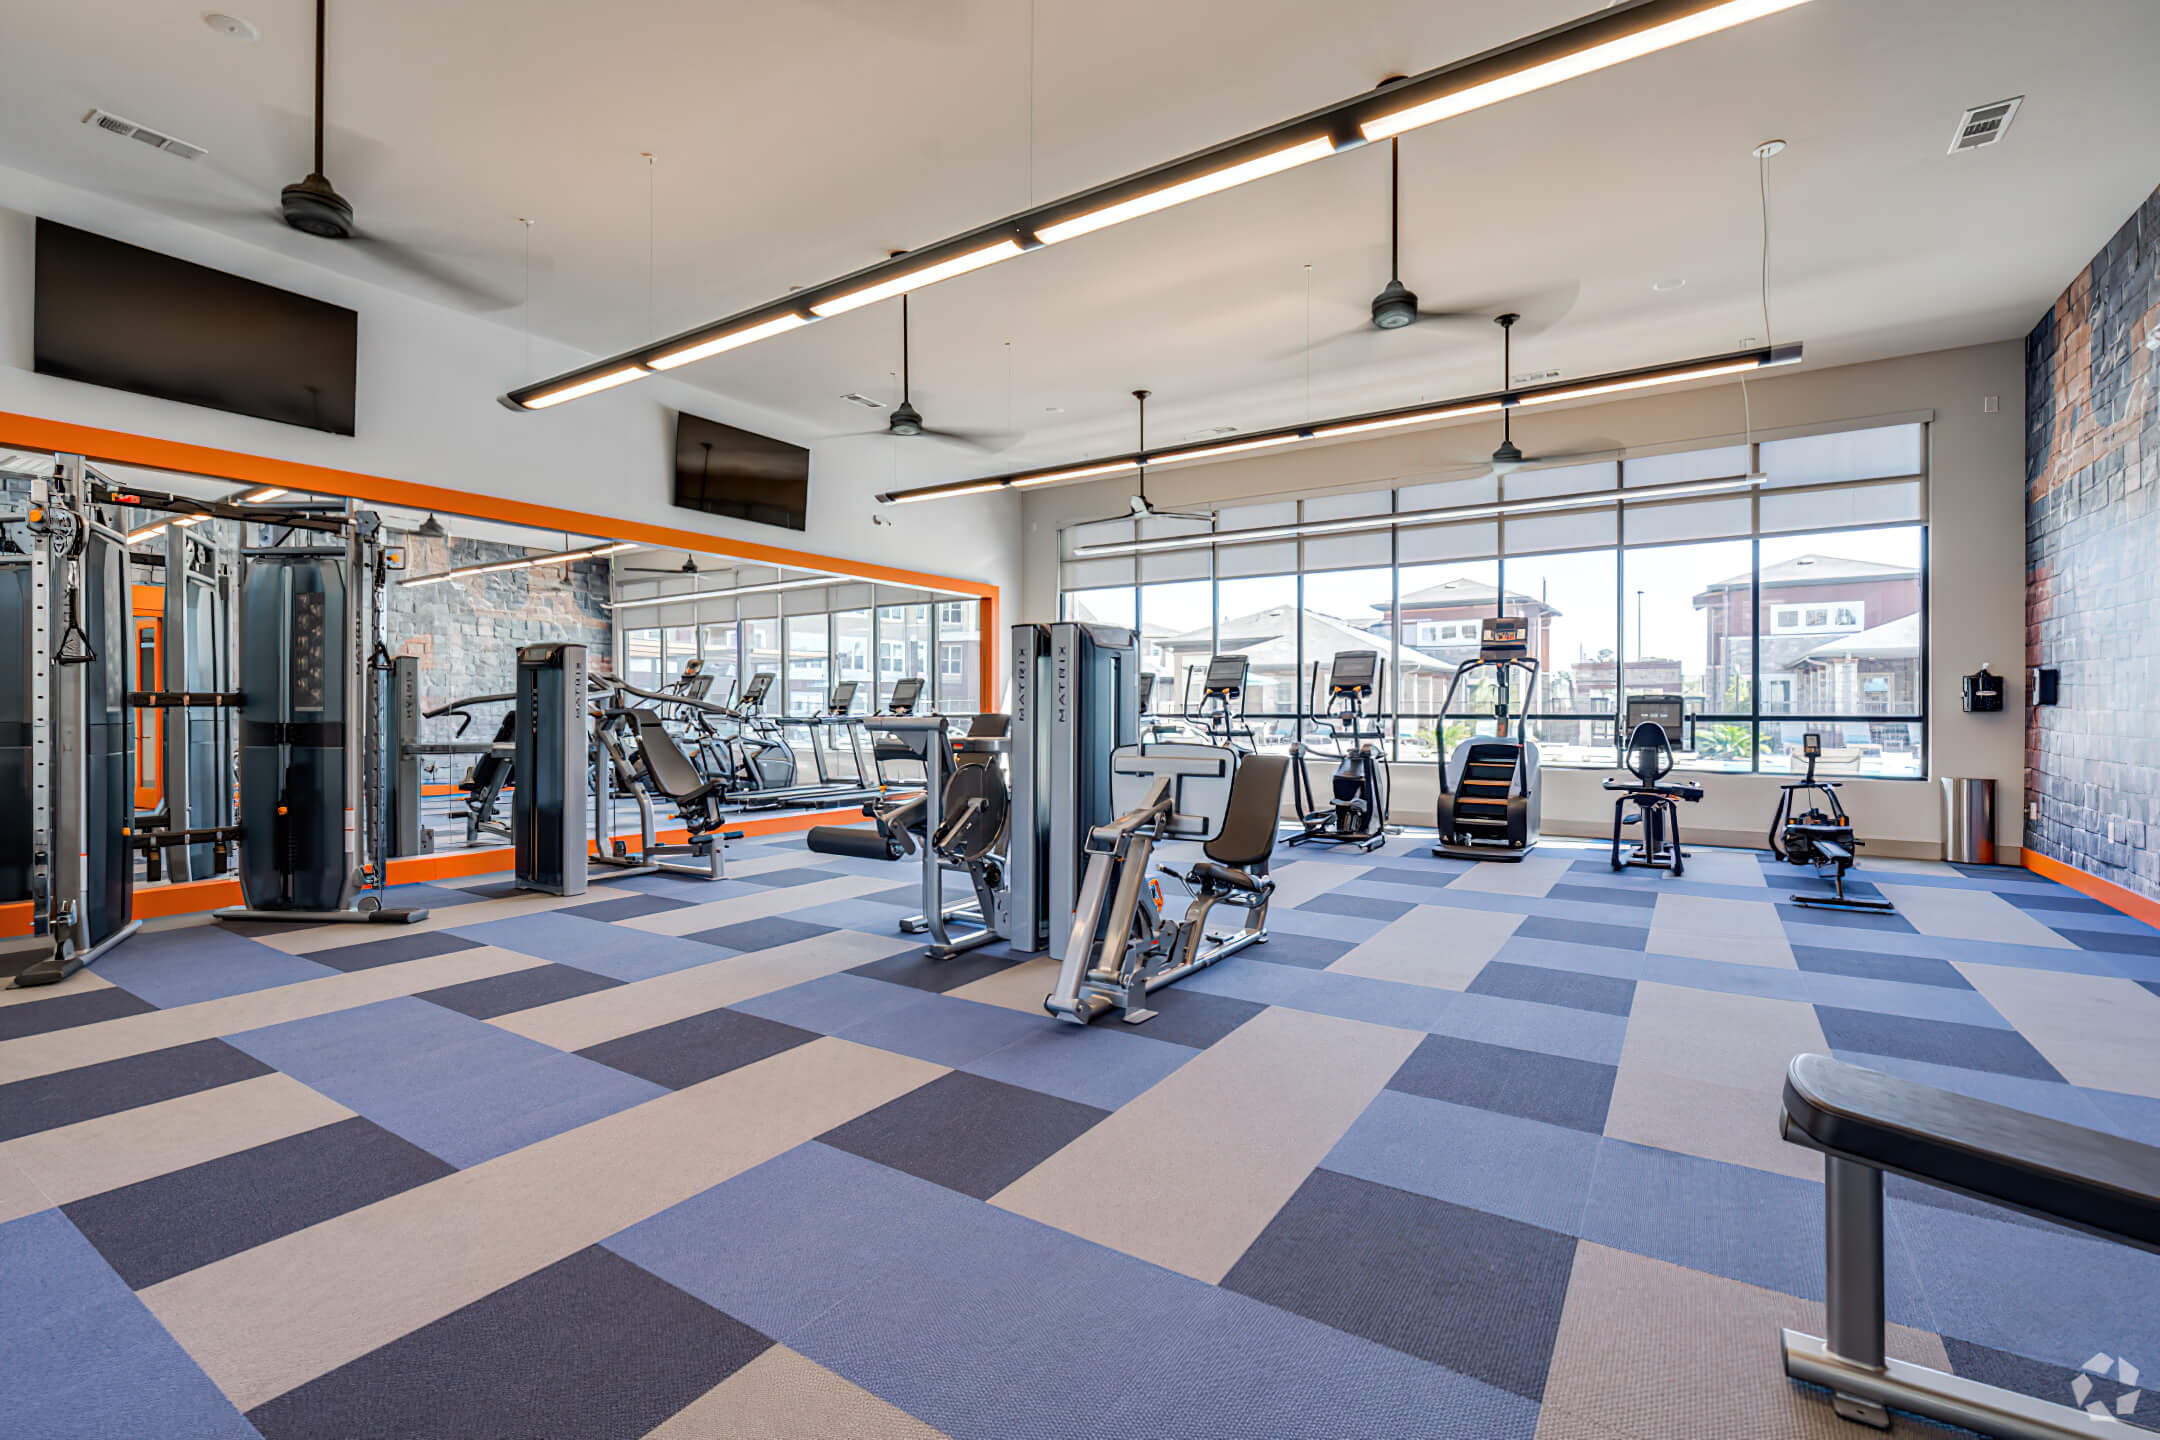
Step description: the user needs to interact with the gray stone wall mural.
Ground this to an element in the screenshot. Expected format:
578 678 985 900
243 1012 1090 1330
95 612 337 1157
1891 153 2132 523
2025 182 2160 898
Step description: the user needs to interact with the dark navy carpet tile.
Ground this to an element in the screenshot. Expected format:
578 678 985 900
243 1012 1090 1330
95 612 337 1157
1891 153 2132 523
689 916 835 953
245 1246 769 1440
416 963 622 1020
2054 928 2160 956
1815 1006 2065 1082
452 880 525 900
1514 915 1649 952
860 884 924 908
1792 945 1973 991
1245 934 1360 970
64 1117 454 1290
579 1009 818 1090
741 866 850 888
1764 871 1887 899
1126 987 1267 1049
1467 960 1635 1017
1298 892 1414 922
1549 882 1661 911
558 894 693 923
1222 1167 1576 1403
846 946 1020 994
1941 1337 2144 1420
0 985 157 1041
1353 864 1468 888
1388 1033 1617 1134
2143 980 2160 1003
0 1040 271 1143
2002 890 2118 915
818 1071 1108 1200
308 931 482 973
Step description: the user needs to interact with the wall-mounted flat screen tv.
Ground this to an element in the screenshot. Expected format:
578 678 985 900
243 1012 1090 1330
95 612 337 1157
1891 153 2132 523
33 218 359 436
672 410 809 532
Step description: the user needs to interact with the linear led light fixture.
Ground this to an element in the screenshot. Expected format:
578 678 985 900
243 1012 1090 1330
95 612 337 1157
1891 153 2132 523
239 486 287 503
125 514 206 546
503 0 1810 411
401 539 637 587
604 575 839 612
876 339 1802 504
1070 470 1769 558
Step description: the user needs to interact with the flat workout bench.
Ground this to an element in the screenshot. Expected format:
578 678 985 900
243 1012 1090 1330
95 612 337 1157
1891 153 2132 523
1779 1052 2160 1438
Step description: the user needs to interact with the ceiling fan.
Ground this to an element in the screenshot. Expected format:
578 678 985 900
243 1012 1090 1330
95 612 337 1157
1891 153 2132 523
1079 390 1215 526
153 0 511 310
843 294 1013 450
621 552 701 576
1473 312 1613 480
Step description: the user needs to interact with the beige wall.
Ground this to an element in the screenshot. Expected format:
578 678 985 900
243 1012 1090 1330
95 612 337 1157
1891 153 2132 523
1020 341 2028 856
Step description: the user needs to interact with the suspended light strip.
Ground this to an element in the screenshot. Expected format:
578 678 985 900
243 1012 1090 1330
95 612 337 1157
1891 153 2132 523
1034 138 1338 245
1070 471 1767 558
400 539 636 587
239 486 288 503
505 0 1810 411
604 575 839 611
125 514 207 546
875 340 1802 504
1362 0 1812 142
811 241 1027 317
649 314 811 370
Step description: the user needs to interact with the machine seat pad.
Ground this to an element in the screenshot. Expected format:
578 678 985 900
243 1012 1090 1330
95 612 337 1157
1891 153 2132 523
1204 754 1291 869
1187 860 1267 895
1782 1053 2160 1252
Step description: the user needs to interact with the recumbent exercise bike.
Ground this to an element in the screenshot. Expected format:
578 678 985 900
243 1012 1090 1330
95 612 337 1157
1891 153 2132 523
1603 694 1701 876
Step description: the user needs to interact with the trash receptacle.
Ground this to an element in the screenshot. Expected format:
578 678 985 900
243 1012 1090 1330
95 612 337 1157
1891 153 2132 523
1942 777 1996 865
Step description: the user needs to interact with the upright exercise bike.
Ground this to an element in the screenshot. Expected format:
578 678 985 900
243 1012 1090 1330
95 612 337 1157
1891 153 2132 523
1604 695 1701 876
1770 732 1894 914
1289 649 1388 851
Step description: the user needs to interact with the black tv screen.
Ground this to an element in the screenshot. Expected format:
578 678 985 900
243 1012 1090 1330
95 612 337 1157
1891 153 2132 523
672 411 809 532
33 219 358 436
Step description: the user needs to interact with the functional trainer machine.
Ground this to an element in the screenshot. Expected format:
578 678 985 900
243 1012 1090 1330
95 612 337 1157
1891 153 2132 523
1433 616 1542 860
1046 746 1288 1025
512 642 588 896
1603 694 1701 876
1769 732 1894 914
1289 649 1388 851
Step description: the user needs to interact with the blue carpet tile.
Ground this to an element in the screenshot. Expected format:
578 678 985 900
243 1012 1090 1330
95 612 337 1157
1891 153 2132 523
818 1071 1109 1198
1387 1033 1618 1134
690 915 837 952
1814 1005 2066 1082
1791 944 1974 990
307 930 482 973
1467 959 1636 1016
415 961 624 1019
557 893 694 922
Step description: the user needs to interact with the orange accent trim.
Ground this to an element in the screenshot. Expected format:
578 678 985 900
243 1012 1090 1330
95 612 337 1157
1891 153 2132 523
2023 849 2160 931
130 584 165 615
0 806 872 935
981 592 1000 707
0 409 995 599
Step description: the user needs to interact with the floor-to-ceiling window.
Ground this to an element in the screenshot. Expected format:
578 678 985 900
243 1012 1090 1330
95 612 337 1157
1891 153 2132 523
1055 421 1931 774
783 611 829 716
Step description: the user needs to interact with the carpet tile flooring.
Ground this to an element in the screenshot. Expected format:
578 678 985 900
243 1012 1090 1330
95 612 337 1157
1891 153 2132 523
4 832 2160 1438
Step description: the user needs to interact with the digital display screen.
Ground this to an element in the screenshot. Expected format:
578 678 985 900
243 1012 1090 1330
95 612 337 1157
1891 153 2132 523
672 411 809 532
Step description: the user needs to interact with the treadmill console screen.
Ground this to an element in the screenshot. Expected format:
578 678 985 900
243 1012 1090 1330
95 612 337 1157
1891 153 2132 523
827 680 857 712
740 672 774 707
1203 655 1248 694
1330 650 1379 693
888 677 923 714
1479 616 1531 659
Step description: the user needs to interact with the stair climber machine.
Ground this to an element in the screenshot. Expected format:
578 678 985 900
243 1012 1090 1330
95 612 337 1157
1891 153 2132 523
1047 746 1290 1025
1289 649 1389 851
1769 731 1894 914
1604 695 1701 876
1432 616 1542 861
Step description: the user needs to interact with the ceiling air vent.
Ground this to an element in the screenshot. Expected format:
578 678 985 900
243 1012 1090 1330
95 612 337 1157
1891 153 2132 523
1948 96 2022 154
839 393 886 409
82 109 206 161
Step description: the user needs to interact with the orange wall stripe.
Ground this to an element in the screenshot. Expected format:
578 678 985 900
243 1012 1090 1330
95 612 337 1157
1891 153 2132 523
0 806 877 936
0 409 995 599
2023 849 2160 931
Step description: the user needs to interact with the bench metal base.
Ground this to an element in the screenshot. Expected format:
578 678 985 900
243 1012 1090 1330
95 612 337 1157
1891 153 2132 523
1783 1330 2127 1438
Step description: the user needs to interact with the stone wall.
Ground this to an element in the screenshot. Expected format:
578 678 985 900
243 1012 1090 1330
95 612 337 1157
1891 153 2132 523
2025 183 2160 898
387 530 612 783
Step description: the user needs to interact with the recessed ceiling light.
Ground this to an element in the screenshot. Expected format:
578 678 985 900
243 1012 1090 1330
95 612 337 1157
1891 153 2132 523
1652 277 1687 292
201 11 258 40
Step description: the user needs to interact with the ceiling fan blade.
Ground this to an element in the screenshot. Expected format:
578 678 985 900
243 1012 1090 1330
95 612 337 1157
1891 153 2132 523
345 233 517 311
1271 327 1396 363
916 426 1018 452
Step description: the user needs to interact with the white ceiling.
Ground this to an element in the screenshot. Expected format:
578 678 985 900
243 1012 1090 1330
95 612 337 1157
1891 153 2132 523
4 0 2156 479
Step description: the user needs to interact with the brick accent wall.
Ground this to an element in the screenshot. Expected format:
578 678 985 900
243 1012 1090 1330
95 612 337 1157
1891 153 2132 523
2025 183 2160 898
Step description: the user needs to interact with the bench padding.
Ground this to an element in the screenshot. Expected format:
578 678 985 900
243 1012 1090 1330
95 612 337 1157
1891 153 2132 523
1783 1053 2160 1253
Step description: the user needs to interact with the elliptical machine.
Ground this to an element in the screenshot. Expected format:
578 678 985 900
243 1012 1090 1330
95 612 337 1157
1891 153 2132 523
1189 655 1257 752
1603 695 1701 876
1770 731 1894 913
1432 616 1542 860
1289 649 1388 851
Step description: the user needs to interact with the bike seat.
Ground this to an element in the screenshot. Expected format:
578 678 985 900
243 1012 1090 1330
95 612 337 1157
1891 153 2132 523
1184 860 1269 895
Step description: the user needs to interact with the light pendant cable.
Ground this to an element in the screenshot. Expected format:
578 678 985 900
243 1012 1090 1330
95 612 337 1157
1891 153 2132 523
1743 138 1785 452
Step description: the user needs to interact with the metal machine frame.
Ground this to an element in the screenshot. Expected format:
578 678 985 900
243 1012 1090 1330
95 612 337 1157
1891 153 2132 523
1433 615 1542 861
